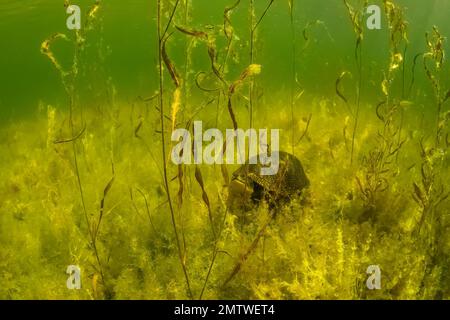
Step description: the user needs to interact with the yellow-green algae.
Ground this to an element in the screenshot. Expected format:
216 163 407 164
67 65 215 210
0 98 449 299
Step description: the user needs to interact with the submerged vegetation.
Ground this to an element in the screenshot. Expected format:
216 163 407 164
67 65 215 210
0 0 449 300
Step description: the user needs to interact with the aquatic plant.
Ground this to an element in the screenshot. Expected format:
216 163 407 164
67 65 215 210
248 0 274 129
343 0 368 165
407 26 450 299
423 26 450 148
41 0 115 298
413 140 449 299
288 0 297 154
156 0 193 299
223 0 241 73
356 0 408 217
382 0 409 152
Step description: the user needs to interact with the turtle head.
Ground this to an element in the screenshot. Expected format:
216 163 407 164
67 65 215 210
227 167 268 212
227 176 255 210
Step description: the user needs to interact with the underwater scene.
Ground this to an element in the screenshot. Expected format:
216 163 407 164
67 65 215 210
0 0 450 300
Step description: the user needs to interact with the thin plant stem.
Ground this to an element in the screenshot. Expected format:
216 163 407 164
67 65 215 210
290 0 296 155
351 41 363 165
249 0 255 130
199 208 229 300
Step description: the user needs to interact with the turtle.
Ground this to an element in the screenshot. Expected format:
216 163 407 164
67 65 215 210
224 151 310 284
227 151 310 211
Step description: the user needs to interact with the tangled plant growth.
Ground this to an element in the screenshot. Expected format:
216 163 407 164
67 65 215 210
0 0 449 300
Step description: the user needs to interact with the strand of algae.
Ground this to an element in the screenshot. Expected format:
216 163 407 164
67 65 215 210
413 139 450 299
42 0 112 298
217 0 241 136
248 0 274 129
222 0 242 73
174 6 263 296
220 1 272 286
223 212 274 287
415 28 450 298
380 0 409 162
196 63 263 242
167 22 217 243
175 1 242 178
156 0 193 299
343 0 367 165
289 0 296 155
175 21 260 130
423 26 448 147
288 4 325 153
181 0 192 125
199 198 232 299
294 19 332 150
175 9 265 290
176 0 192 261
172 7 229 297
172 9 266 296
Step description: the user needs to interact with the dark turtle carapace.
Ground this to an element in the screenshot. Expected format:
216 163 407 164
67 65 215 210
228 151 310 210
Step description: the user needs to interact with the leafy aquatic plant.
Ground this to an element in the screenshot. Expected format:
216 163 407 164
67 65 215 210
423 26 450 148
356 0 408 218
343 0 368 165
156 0 193 299
41 0 115 298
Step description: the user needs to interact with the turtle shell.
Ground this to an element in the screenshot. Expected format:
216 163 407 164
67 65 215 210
230 151 310 205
